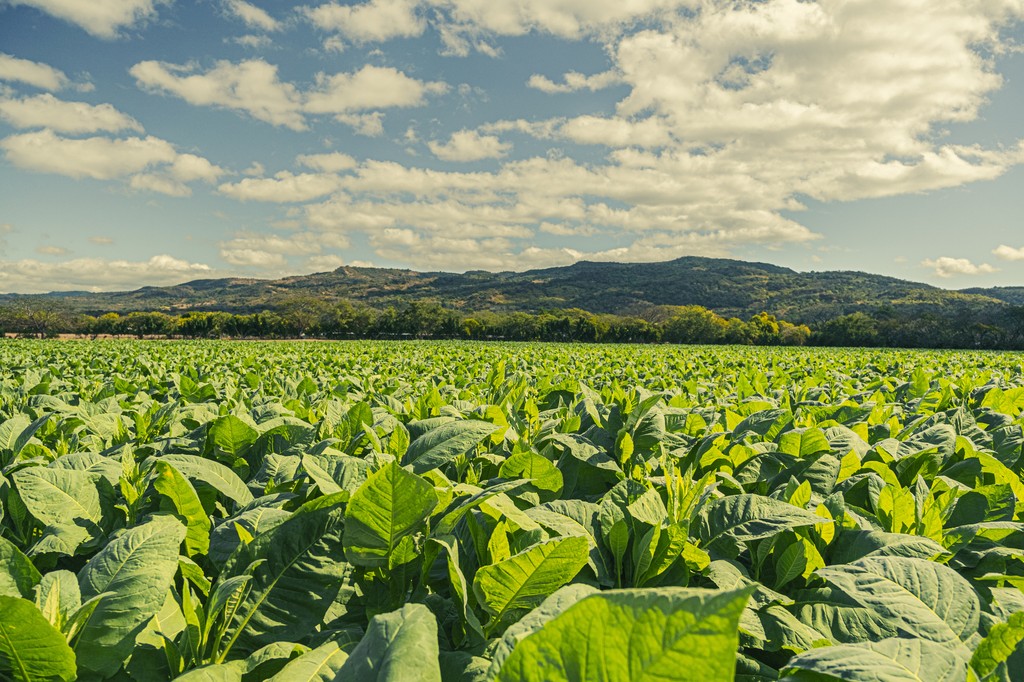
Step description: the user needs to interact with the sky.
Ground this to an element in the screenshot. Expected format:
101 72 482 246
0 0 1023 294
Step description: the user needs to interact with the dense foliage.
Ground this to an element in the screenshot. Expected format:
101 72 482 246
2 339 1024 681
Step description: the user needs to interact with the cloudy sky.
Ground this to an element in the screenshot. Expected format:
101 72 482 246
0 0 1022 294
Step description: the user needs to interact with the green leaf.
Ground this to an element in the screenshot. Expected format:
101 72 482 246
473 535 589 625
971 611 1024 680
344 461 437 568
816 557 980 656
219 494 349 658
783 637 968 681
13 467 111 529
495 586 754 682
33 570 79 632
0 596 77 682
156 454 254 507
499 451 563 496
0 536 40 598
698 494 827 556
266 639 349 682
207 415 259 461
402 420 497 474
153 460 212 557
336 603 441 682
75 515 186 679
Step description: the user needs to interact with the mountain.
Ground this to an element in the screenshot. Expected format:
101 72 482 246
1 256 1013 323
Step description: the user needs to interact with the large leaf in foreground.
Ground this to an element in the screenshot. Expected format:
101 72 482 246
344 461 437 567
0 536 40 598
783 637 967 681
336 603 441 682
76 515 186 679
0 596 76 682
219 494 349 658
495 586 754 682
473 536 589 624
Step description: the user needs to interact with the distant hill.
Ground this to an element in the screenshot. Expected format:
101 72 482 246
2 256 1015 323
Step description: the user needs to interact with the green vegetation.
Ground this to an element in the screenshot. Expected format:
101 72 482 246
2 339 1024 680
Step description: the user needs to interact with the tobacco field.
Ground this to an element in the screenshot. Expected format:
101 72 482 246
2 339 1024 681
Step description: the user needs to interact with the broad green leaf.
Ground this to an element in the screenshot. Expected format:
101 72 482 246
402 420 497 474
495 586 754 682
699 494 828 555
75 515 186 679
207 415 259 461
816 557 980 656
153 460 211 557
13 467 111 529
336 603 441 682
219 494 349 658
156 454 254 507
971 611 1024 680
473 535 589 624
0 536 40 598
33 570 79 632
783 637 968 681
0 596 77 682
266 639 349 682
344 461 437 568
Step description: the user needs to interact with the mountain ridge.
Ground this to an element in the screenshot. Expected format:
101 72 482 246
2 255 1016 323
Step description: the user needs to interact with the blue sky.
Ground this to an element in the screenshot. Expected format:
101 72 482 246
0 0 1022 293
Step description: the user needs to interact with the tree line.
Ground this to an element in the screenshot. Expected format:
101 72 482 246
3 296 1024 349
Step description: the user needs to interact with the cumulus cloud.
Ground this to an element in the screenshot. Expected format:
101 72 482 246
307 254 346 271
9 0 167 39
527 70 621 94
922 257 998 278
223 0 281 32
0 53 70 91
0 93 142 133
0 254 212 294
1 129 177 179
0 129 224 199
428 129 511 162
35 245 69 255
217 171 343 202
993 245 1024 261
130 59 306 130
303 0 424 44
296 151 357 172
130 59 446 131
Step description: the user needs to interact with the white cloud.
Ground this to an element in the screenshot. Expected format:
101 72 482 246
307 254 346 271
0 254 212 294
129 173 191 196
296 151 358 172
170 153 225 183
131 59 446 131
527 70 621 94
217 171 343 202
9 0 166 39
130 59 307 130
0 53 70 91
428 129 511 161
36 245 69 255
303 0 424 44
223 0 280 32
1 129 177 179
993 245 1024 261
0 93 143 133
335 112 384 136
228 34 273 49
88 236 114 245
305 65 447 114
922 257 999 278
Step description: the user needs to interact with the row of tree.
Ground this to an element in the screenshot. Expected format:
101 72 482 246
4 297 1024 348
0 298 811 345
